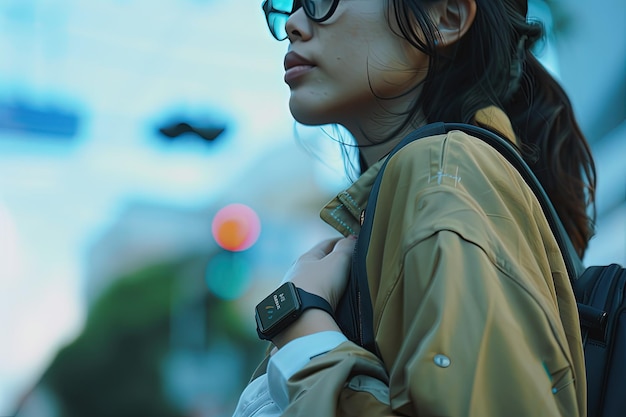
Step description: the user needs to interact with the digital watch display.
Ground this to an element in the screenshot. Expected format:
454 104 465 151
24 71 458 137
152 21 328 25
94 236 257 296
255 282 334 341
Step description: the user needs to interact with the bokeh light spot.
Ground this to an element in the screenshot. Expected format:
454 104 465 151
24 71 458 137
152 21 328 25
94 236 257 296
211 203 261 252
205 252 251 300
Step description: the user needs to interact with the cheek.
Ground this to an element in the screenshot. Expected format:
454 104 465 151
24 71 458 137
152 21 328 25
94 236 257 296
319 38 372 96
332 14 428 99
366 41 429 98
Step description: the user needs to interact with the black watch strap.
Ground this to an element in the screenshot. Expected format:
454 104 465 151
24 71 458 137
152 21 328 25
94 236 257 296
297 287 335 318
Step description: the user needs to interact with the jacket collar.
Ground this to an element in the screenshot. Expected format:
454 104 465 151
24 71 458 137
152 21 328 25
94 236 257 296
474 106 518 146
319 157 385 237
319 107 516 235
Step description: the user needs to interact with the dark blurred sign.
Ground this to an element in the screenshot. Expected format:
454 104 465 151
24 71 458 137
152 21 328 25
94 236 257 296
0 102 80 138
158 121 225 142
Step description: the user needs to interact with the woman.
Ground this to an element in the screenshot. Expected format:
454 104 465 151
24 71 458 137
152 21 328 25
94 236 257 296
234 0 596 415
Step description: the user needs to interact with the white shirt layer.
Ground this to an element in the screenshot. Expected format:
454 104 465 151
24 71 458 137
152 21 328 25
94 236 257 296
232 331 347 417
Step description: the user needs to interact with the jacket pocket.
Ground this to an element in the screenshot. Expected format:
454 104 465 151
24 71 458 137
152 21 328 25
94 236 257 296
549 364 580 416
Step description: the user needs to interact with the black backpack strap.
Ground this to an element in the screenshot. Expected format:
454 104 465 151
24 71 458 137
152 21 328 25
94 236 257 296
345 124 449 354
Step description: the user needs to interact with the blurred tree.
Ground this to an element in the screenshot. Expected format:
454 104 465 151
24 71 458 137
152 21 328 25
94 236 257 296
36 254 263 417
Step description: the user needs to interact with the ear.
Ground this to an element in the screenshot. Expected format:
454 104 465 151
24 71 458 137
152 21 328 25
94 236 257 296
430 0 477 46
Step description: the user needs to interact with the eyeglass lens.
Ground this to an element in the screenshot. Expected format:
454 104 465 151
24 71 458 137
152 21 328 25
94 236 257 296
262 0 338 40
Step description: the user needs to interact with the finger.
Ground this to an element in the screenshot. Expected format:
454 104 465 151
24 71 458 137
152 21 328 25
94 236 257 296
317 237 356 270
332 236 357 255
299 237 342 260
326 237 356 268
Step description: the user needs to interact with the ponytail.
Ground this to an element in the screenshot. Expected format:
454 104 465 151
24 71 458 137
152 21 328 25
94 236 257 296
505 51 596 257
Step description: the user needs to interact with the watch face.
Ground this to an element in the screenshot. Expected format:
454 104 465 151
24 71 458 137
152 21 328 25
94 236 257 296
256 282 300 334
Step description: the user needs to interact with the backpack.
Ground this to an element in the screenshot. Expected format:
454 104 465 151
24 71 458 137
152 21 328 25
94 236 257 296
335 122 626 417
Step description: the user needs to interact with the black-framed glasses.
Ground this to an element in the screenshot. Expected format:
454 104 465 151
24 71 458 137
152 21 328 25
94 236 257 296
262 0 340 41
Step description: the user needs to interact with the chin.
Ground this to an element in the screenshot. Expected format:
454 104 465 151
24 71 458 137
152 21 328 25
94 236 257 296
288 100 334 127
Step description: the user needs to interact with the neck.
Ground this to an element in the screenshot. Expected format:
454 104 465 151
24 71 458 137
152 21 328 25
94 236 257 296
338 81 426 169
344 109 426 170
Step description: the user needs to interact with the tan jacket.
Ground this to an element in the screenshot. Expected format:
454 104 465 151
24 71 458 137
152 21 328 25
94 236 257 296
280 109 587 416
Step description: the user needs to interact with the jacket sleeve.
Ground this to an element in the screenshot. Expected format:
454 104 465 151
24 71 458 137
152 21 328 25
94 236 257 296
385 229 580 416
280 341 394 417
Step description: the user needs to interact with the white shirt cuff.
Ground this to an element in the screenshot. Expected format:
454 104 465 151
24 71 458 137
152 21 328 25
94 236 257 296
232 373 281 417
267 331 347 411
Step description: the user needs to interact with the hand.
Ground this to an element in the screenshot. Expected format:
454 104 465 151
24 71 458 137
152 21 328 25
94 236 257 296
282 236 356 309
271 236 356 349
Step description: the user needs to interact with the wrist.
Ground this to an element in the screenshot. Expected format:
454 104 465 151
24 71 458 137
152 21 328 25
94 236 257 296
255 282 336 342
271 309 341 349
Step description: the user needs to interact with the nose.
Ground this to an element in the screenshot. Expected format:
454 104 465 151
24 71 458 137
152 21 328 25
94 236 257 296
285 7 313 42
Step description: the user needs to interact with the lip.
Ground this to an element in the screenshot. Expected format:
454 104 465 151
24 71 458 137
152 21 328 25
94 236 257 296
284 51 316 85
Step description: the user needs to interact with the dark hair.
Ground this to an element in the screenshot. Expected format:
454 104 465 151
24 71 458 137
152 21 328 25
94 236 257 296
384 0 596 256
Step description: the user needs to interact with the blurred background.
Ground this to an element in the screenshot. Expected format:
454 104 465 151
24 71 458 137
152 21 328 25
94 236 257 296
0 0 624 416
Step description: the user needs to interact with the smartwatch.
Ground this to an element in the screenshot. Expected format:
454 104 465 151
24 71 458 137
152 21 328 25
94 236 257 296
255 281 334 341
